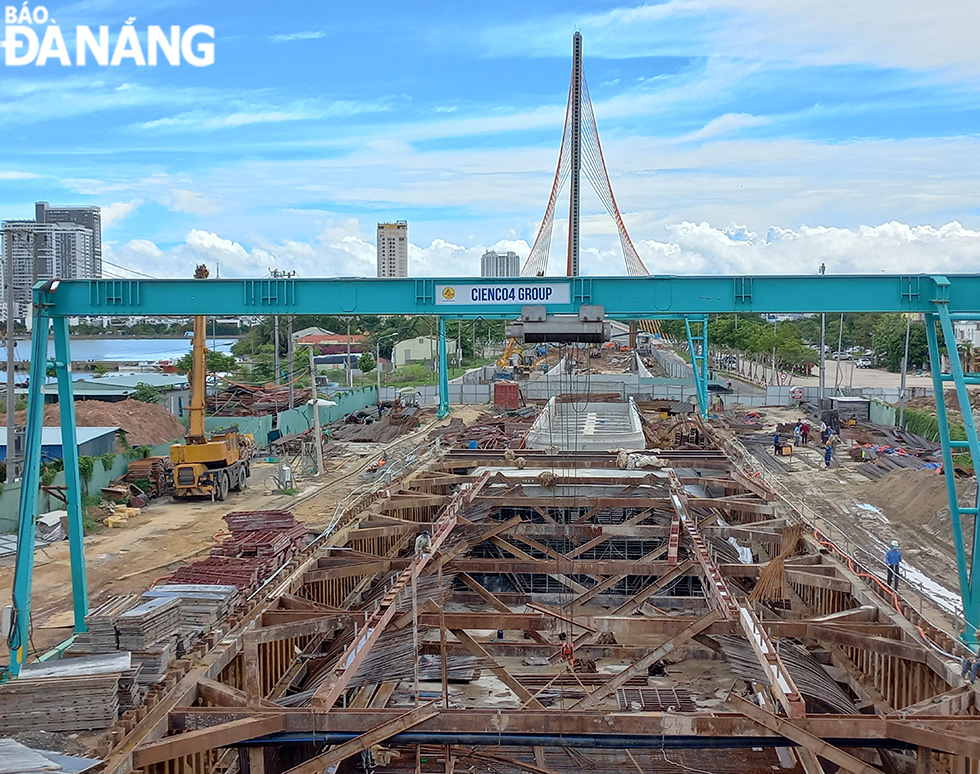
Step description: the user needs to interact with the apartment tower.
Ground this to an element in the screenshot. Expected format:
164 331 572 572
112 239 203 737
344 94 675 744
376 220 408 277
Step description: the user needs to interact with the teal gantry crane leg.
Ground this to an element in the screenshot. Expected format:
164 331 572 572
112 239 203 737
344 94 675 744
438 316 450 418
685 315 709 417
6 311 88 678
52 315 89 636
925 292 980 647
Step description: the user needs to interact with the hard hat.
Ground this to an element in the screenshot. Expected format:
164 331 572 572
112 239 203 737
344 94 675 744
891 540 899 547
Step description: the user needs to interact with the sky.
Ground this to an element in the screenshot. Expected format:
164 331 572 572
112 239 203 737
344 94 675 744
3 0 980 280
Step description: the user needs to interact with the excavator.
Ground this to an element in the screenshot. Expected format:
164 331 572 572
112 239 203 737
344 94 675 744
169 265 254 500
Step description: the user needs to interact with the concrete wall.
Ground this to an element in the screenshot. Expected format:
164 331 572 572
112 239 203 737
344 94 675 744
649 347 693 379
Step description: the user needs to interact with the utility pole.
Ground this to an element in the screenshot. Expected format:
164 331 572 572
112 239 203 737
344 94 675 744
818 262 826 405
287 315 294 408
347 319 354 389
770 318 777 387
308 344 325 476
899 314 912 427
273 317 280 385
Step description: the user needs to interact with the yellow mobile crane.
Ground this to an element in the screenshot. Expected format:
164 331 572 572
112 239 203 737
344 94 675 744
169 266 253 500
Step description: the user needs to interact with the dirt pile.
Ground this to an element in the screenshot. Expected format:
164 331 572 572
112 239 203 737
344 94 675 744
905 388 980 413
861 468 956 542
15 400 186 446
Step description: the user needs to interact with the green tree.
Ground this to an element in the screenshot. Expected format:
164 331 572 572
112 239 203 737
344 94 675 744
131 382 161 403
175 350 238 375
93 363 109 377
358 351 376 373
872 314 929 372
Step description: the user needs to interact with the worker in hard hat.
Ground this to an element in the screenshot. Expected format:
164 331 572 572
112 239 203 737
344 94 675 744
415 529 432 556
558 631 574 669
885 540 902 590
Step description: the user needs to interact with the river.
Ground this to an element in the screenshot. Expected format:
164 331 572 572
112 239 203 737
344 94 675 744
11 337 237 362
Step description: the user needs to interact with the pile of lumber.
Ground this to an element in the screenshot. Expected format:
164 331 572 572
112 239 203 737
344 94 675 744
72 594 139 653
122 455 174 497
215 509 308 560
224 509 300 531
116 597 181 651
167 556 279 591
0 652 133 732
428 412 535 449
131 638 176 686
141 584 239 631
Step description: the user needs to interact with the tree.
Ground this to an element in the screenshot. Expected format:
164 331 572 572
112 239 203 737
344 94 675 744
872 314 929 372
175 350 238 375
358 351 376 373
93 363 109 377
131 382 161 404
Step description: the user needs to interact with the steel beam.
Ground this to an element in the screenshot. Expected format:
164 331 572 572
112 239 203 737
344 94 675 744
570 610 722 710
35 274 980 318
134 714 287 767
728 695 880 774
281 704 439 774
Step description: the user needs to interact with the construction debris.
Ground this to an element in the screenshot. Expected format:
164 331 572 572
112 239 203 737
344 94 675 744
428 410 536 449
206 383 312 417
327 405 427 443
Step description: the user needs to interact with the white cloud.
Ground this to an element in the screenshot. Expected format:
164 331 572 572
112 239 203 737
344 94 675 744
637 220 980 276
0 170 39 180
101 199 143 228
270 31 326 43
162 189 222 216
103 221 535 279
101 218 980 285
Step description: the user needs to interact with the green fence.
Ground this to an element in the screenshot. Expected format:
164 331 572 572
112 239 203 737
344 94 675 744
869 399 898 428
278 387 378 437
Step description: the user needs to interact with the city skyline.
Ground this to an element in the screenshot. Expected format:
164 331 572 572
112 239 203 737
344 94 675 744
2 1 980 280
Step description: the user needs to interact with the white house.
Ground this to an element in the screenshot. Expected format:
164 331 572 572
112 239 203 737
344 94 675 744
393 335 459 368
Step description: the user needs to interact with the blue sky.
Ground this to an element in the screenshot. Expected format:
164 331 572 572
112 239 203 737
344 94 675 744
3 0 980 279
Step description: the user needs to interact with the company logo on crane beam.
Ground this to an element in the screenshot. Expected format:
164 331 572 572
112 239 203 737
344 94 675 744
2 4 215 66
435 283 570 306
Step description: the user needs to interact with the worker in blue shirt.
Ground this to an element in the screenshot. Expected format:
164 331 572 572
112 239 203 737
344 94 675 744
773 432 780 456
885 540 901 590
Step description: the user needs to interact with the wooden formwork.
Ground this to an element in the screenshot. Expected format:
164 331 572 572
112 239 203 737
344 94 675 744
91 436 980 774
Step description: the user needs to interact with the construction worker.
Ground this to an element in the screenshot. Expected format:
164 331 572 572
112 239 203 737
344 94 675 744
773 432 781 456
885 540 901 590
558 632 574 669
823 440 833 469
961 653 980 684
415 529 432 556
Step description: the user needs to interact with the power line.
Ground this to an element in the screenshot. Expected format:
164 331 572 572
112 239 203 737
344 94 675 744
102 259 157 279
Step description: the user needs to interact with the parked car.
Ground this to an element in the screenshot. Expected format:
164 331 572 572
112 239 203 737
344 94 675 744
832 351 853 360
857 356 872 368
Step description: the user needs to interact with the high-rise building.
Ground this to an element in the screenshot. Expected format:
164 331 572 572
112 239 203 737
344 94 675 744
36 201 102 278
480 249 521 278
1 201 101 321
376 221 408 277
